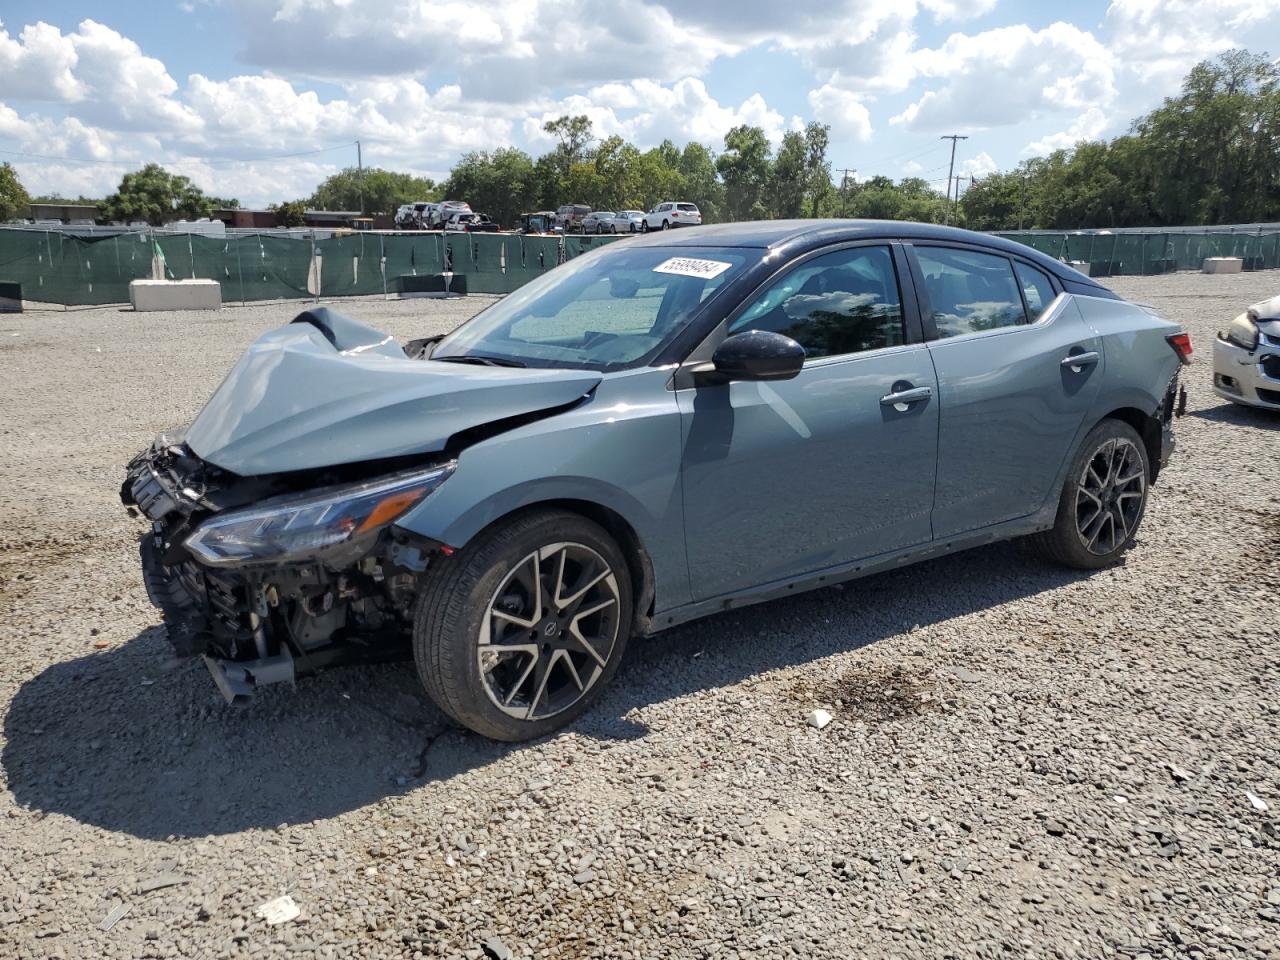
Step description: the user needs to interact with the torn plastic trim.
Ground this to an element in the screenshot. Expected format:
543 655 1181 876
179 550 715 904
204 648 295 705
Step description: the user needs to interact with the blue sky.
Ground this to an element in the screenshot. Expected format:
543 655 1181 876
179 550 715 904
1 1 1277 206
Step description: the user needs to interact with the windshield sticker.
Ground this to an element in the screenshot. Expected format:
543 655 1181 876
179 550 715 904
653 257 732 279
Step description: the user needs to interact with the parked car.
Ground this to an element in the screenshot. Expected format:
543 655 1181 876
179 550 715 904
641 201 702 231
519 211 560 234
431 200 471 228
395 202 436 229
1213 292 1280 411
555 203 592 233
610 210 646 233
444 212 501 233
122 220 1188 741
580 211 616 234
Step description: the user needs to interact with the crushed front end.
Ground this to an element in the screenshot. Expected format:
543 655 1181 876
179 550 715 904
122 430 454 702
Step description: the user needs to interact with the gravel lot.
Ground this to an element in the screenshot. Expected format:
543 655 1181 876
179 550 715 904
1 273 1278 960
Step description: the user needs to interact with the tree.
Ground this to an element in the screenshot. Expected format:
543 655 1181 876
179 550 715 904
543 115 595 178
441 149 539 227
272 200 306 227
308 167 437 215
0 162 31 221
717 125 772 221
802 122 834 218
677 142 723 221
99 164 213 225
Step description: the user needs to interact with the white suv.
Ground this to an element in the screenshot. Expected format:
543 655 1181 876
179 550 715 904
641 202 702 231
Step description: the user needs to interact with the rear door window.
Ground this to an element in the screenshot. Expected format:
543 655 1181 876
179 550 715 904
913 247 1027 338
1013 262 1057 322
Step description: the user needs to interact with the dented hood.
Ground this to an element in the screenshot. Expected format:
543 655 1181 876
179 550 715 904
185 308 601 476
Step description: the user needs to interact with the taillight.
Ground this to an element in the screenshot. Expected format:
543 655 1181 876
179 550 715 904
1167 332 1192 365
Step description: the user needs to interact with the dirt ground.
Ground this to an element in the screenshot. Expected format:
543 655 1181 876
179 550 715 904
0 273 1277 959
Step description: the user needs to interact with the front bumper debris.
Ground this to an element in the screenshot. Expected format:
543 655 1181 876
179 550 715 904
1213 335 1280 410
123 437 425 703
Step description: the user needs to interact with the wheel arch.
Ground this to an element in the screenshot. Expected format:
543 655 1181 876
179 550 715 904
1095 405 1164 484
442 498 658 636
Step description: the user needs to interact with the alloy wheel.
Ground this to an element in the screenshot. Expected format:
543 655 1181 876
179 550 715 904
1075 437 1146 556
478 542 621 721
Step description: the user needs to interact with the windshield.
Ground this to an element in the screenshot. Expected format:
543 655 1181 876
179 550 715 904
432 245 752 370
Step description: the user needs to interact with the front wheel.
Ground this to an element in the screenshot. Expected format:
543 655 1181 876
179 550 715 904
640 220 649 233
413 510 632 741
1028 419 1150 569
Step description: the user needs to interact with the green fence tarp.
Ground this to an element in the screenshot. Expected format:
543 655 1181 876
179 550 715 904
6 224 1280 306
0 230 152 305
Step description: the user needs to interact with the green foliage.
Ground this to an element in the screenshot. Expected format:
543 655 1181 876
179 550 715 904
0 162 31 221
962 49 1280 229
717 124 773 220
441 149 539 228
99 163 213 225
308 167 438 215
272 200 306 227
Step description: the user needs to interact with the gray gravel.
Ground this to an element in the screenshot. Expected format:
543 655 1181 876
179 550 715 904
1 276 1278 960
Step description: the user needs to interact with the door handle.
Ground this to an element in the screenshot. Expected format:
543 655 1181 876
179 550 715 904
1061 350 1100 369
880 385 933 407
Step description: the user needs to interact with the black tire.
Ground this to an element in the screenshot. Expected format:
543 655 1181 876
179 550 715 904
661 219 670 230
1028 418 1150 570
413 509 633 741
641 220 649 233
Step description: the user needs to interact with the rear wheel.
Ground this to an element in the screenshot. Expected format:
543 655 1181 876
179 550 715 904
1028 419 1149 569
661 220 670 230
413 510 632 741
641 220 649 233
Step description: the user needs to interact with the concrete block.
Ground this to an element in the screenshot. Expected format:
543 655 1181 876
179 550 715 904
1067 260 1091 276
0 280 21 313
1202 257 1243 274
397 273 467 298
130 279 222 312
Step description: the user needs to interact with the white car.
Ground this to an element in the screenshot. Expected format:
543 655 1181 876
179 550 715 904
641 202 702 231
431 200 472 229
395 202 435 229
1213 293 1280 411
609 210 646 233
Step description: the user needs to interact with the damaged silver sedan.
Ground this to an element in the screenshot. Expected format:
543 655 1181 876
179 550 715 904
124 221 1188 741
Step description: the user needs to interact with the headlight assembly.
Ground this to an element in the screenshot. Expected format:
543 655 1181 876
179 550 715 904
185 462 455 567
1222 312 1259 351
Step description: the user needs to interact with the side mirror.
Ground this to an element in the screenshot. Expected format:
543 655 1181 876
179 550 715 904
701 330 805 383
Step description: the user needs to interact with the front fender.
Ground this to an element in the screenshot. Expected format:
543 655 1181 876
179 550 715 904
396 369 691 611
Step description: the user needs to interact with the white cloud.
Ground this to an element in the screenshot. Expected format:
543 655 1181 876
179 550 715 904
523 78 790 152
1023 106 1111 155
919 0 999 21
807 85 873 142
1105 0 1278 91
891 23 1116 132
0 20 83 101
959 150 997 178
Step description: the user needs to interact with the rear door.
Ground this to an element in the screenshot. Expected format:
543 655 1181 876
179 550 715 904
678 242 939 600
907 244 1103 539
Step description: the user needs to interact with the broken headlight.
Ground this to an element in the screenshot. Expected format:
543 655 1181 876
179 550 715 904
1222 312 1259 351
185 462 456 567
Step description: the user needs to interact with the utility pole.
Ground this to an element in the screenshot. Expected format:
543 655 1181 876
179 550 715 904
940 134 968 224
356 140 365 216
835 168 855 217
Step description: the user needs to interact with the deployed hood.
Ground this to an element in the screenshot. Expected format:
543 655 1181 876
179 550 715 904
186 308 601 476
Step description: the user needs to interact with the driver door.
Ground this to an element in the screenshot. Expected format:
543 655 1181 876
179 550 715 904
677 243 939 601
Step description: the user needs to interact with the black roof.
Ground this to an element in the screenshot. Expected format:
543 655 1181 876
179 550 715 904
627 219 1102 288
